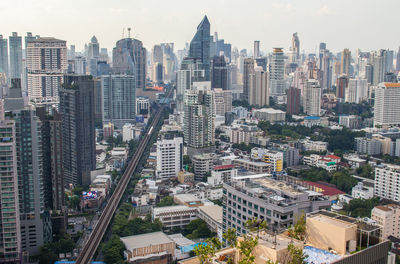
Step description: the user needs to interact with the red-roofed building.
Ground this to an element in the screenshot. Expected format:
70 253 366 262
214 164 236 171
303 181 345 200
208 165 238 186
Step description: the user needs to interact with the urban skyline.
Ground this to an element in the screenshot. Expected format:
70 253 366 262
1 0 399 53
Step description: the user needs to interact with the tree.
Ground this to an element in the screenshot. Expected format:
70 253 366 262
238 235 258 264
103 235 125 264
194 243 216 264
156 196 176 207
245 218 267 238
184 219 213 239
343 197 380 217
223 228 238 249
183 155 191 165
38 247 58 264
288 213 306 240
287 244 307 264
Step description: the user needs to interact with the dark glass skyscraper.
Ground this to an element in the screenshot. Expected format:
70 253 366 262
211 55 227 90
9 32 22 79
189 16 211 80
59 75 96 186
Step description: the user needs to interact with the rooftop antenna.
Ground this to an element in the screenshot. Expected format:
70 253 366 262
128 27 131 38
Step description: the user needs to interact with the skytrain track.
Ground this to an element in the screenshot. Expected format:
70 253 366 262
75 88 173 264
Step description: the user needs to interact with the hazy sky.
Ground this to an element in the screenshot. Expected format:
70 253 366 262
1 0 399 54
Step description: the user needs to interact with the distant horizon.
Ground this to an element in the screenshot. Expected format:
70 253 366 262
1 0 399 55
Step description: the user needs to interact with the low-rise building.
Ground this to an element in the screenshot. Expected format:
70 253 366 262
251 148 283 172
304 116 321 127
120 231 175 263
192 154 215 180
177 170 195 184
152 205 198 230
339 115 361 129
296 138 328 152
208 165 238 186
352 182 374 199
197 205 223 240
343 154 367 169
253 108 285 123
233 159 270 174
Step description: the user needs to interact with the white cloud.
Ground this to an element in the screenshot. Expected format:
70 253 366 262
315 5 331 16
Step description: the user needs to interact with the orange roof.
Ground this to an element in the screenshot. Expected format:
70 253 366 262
383 83 400 88
375 206 391 212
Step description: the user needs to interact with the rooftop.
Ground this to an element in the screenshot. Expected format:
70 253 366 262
120 231 174 251
254 178 303 195
198 205 223 223
303 181 345 196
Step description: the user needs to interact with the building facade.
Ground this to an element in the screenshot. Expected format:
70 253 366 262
101 74 136 127
26 37 67 105
303 79 321 116
59 75 96 186
374 82 400 127
156 136 183 179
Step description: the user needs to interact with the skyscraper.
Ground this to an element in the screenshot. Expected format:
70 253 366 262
243 58 255 101
26 37 68 105
396 47 400 72
336 75 349 100
24 32 39 49
340 48 351 76
188 16 211 80
156 135 183 179
269 48 285 95
9 33 22 79
36 107 65 212
253 40 260 59
0 117 21 263
287 87 301 115
371 50 386 86
374 83 400 127
346 78 368 103
59 75 96 186
0 35 9 77
318 42 327 70
211 55 227 90
112 38 146 89
303 79 321 116
176 58 205 112
248 66 269 107
88 36 100 59
291 33 300 60
151 45 163 64
13 107 50 256
184 82 215 149
101 75 136 127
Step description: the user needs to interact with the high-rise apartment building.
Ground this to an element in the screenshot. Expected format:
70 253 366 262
396 47 400 72
88 36 99 59
269 48 285 95
248 66 269 107
183 82 215 149
112 38 146 89
9 33 22 79
336 75 349 100
36 107 64 211
374 164 400 202
374 82 400 127
188 16 211 80
340 48 351 76
101 75 136 127
59 75 96 186
176 58 205 112
13 108 50 256
152 45 163 64
253 41 260 59
0 35 9 77
346 78 368 103
156 135 183 179
287 87 301 115
243 58 255 101
0 118 21 263
26 37 68 105
303 79 321 116
371 204 400 240
211 55 227 90
291 33 300 60
213 88 232 116
371 50 386 86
